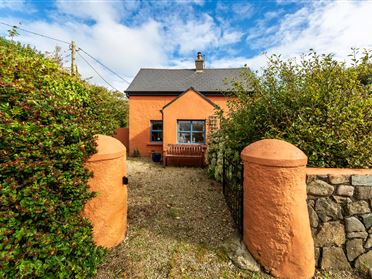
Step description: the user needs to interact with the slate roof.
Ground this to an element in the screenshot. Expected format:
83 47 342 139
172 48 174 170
125 68 246 96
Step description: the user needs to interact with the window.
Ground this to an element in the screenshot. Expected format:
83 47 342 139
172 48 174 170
150 120 163 142
177 120 205 144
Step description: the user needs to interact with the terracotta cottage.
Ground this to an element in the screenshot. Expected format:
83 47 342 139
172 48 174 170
125 52 244 157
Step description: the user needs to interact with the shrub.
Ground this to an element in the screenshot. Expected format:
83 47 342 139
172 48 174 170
0 37 127 277
208 50 372 180
89 85 128 131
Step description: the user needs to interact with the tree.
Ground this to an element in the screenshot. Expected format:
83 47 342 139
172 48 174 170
208 50 372 180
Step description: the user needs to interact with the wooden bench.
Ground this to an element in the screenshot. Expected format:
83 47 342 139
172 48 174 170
163 144 206 167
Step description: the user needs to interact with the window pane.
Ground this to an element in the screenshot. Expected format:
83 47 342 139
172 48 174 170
192 121 205 132
192 132 205 143
178 132 190 143
178 121 190 131
152 121 163 131
151 131 163 142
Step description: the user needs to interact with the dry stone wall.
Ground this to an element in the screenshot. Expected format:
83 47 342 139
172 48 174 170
306 173 372 275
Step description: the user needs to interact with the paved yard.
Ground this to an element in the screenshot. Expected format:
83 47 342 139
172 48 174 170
95 158 364 279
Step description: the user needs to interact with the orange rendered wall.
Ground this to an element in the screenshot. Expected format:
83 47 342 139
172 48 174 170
162 89 218 148
208 96 230 112
129 95 174 157
83 135 127 248
128 92 230 157
241 139 314 278
114 127 129 152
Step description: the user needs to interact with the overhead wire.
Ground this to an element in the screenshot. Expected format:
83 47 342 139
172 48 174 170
0 21 70 45
0 20 130 90
78 48 131 84
77 50 121 92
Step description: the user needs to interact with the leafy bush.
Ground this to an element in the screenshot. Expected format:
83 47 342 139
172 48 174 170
208 50 372 180
89 85 128 131
0 37 127 277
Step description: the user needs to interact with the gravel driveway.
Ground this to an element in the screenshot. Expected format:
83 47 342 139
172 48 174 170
95 158 364 279
95 157 262 278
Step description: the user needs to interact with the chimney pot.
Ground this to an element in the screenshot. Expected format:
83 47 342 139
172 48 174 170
195 51 204 72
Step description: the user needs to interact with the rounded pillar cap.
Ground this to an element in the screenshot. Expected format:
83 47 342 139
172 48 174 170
241 139 307 167
88 134 126 162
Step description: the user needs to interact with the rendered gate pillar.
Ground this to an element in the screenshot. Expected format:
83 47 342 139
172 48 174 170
241 139 314 279
83 135 128 248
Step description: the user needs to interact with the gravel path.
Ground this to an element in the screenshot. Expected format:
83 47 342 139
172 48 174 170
95 158 365 279
95 158 262 278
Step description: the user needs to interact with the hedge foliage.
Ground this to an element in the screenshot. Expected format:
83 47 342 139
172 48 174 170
0 37 128 277
208 50 372 181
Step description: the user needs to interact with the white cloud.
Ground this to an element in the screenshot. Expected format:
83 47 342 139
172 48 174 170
55 0 123 22
165 14 216 54
217 1 254 20
0 1 245 90
276 0 300 5
0 0 36 14
85 20 165 72
0 0 26 10
0 1 168 91
209 53 271 72
222 30 243 45
166 14 242 55
271 1 372 58
168 58 195 69
74 18 166 89
246 9 283 49
1 0 371 91
231 2 254 19
243 1 372 71
188 0 205 6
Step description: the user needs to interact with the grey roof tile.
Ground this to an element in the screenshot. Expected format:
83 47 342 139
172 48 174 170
126 68 247 93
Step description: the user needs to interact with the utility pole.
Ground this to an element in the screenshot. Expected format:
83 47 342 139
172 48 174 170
70 40 76 76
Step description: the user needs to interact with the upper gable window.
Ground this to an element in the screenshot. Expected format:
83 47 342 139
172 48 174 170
177 120 205 144
150 120 163 142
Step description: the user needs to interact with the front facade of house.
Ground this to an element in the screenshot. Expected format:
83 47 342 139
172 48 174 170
125 53 244 157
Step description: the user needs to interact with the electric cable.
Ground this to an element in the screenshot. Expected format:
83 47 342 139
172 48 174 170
78 48 131 84
77 51 122 92
0 21 70 45
1 21 130 91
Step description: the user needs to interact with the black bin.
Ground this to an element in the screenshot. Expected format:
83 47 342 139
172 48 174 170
151 152 161 162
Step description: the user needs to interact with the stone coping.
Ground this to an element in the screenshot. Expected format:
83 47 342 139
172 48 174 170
241 139 307 167
88 134 126 162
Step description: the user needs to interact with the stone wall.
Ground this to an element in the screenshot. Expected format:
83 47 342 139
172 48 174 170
306 171 372 274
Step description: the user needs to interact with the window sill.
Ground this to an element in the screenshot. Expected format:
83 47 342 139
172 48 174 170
176 143 207 145
147 142 163 146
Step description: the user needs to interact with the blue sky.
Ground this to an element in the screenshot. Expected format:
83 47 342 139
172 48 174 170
1 0 372 91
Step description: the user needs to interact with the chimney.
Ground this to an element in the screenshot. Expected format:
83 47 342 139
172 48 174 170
195 51 204 72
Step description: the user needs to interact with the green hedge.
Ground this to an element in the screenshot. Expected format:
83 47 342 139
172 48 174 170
208 50 372 181
0 38 127 277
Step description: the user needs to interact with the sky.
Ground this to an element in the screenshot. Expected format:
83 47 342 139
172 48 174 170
1 0 372 92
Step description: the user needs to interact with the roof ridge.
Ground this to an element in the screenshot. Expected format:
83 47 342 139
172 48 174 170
126 67 251 94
